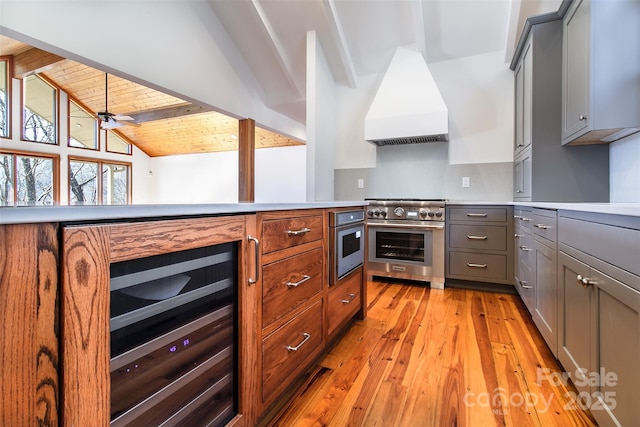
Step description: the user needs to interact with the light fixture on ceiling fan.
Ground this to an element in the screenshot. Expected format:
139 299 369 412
97 72 140 130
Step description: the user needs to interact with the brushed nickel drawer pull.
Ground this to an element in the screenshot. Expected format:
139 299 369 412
520 280 532 289
519 245 531 251
514 233 522 238
521 217 530 222
467 235 488 240
576 275 597 288
467 263 487 268
534 224 550 229
341 293 356 304
287 333 311 352
466 213 488 217
286 274 311 288
248 235 260 285
287 227 311 236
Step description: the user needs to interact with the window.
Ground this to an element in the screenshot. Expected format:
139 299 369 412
107 130 132 155
69 100 98 149
0 151 57 206
103 163 129 205
69 158 130 205
0 58 9 138
23 74 57 144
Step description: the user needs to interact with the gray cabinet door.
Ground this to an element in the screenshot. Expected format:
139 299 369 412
562 0 590 141
532 239 557 355
513 149 532 200
558 251 593 396
591 267 640 427
514 60 524 153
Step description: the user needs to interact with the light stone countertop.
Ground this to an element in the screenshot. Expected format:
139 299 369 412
0 201 368 225
446 201 640 217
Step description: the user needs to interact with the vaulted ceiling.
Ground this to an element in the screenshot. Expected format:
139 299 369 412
0 1 558 157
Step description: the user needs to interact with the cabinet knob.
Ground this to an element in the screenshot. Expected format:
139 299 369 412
576 274 597 288
579 115 588 121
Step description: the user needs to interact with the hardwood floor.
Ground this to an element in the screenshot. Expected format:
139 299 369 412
271 280 598 427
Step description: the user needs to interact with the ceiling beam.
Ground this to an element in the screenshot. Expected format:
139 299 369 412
13 47 65 78
324 0 358 88
125 103 211 123
249 0 302 97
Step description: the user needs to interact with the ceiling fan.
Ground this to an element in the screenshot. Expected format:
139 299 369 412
97 73 140 130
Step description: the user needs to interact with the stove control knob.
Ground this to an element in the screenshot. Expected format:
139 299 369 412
367 210 374 217
419 209 428 219
381 210 387 218
373 209 380 217
393 207 405 217
435 211 443 218
427 211 435 218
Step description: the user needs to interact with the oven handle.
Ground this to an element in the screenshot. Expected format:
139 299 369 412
367 222 444 230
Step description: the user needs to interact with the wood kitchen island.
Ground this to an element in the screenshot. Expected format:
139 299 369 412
0 201 366 427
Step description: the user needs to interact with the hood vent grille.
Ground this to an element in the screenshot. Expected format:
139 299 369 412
370 134 449 146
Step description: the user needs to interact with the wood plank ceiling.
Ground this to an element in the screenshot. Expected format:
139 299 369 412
0 35 304 157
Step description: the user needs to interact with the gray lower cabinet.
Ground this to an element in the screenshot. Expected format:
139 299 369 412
514 207 534 309
446 205 513 286
558 211 640 427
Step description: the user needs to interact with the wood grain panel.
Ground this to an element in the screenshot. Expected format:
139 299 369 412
238 118 255 202
108 216 245 262
262 247 323 328
0 223 59 427
327 269 362 338
61 225 111 427
261 215 323 254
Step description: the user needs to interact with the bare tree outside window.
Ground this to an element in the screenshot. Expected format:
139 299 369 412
69 160 98 205
15 155 53 205
0 153 14 206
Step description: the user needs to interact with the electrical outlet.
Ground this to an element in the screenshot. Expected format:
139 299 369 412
462 177 470 188
357 179 365 189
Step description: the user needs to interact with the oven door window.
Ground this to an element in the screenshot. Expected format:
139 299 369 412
337 224 364 279
371 228 433 266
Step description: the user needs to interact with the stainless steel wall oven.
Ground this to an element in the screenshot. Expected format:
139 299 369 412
109 243 237 426
366 199 445 288
329 209 365 285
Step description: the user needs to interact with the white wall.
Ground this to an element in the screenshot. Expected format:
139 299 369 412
610 133 640 202
306 31 337 201
255 146 307 203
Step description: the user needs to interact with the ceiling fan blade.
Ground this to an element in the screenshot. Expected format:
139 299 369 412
112 115 135 121
101 120 124 130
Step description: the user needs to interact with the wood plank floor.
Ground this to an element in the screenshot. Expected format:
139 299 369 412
271 280 598 427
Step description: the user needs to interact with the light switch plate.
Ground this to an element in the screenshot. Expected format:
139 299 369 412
462 177 470 188
357 179 365 189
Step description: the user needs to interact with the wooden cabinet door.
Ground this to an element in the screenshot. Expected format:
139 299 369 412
558 251 593 396
562 0 590 142
591 267 640 427
532 239 558 355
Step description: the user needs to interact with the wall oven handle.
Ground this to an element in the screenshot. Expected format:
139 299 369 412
248 235 260 285
287 274 311 288
467 235 487 240
287 227 311 236
466 213 488 217
467 263 488 268
341 293 356 304
287 333 311 352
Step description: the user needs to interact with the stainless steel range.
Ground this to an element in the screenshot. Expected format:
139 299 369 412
365 199 445 288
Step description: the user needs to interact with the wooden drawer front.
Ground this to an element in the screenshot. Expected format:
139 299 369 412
327 269 362 337
449 207 508 223
262 299 323 403
262 248 323 328
531 209 557 244
449 224 507 251
449 252 507 280
262 215 323 254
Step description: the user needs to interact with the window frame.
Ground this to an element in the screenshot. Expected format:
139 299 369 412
0 56 12 140
68 97 99 151
68 155 132 205
21 73 60 145
0 148 60 206
106 129 133 156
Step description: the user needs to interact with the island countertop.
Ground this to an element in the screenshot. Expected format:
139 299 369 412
446 201 640 217
0 201 368 225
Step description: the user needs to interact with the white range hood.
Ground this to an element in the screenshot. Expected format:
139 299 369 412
365 47 449 146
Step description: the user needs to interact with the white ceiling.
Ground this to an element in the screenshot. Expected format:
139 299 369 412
208 0 515 124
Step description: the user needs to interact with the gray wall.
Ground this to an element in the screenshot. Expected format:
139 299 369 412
334 143 513 201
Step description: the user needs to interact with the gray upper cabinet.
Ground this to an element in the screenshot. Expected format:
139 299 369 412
561 0 640 145
511 16 609 202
